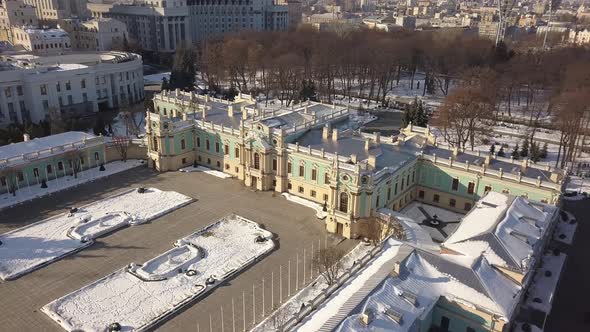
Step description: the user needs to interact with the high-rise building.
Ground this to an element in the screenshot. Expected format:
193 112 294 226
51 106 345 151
88 0 289 53
22 0 89 22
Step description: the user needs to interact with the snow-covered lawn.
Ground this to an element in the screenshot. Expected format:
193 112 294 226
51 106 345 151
565 175 590 195
43 215 274 332
252 242 374 332
0 188 193 281
281 193 327 219
524 252 567 314
179 165 233 179
0 160 146 211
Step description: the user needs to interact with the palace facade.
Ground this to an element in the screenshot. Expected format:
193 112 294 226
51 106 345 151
146 90 565 239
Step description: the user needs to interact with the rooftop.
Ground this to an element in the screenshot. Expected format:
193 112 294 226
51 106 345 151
443 192 557 270
0 132 98 162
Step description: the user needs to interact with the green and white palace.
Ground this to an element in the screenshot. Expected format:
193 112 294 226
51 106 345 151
146 89 565 239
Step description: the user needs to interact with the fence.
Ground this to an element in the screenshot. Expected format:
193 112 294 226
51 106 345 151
190 236 332 332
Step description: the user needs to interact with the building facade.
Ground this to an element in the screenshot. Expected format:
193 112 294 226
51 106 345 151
89 0 289 52
10 27 70 54
22 0 88 22
0 51 143 126
145 90 565 239
0 0 38 30
0 132 107 196
61 18 128 52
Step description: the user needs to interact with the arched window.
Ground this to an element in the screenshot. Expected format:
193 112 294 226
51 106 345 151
339 192 349 213
253 153 260 169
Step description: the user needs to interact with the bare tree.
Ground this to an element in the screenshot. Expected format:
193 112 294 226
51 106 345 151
112 136 131 162
313 246 345 286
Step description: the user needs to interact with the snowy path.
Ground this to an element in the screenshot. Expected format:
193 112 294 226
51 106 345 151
179 165 232 179
0 160 146 211
281 193 327 219
0 188 193 280
43 215 274 332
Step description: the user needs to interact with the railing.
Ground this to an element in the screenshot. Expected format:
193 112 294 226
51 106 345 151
420 151 562 190
280 245 383 331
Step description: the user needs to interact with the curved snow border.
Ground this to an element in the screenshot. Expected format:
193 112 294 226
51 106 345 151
0 187 194 281
41 215 275 332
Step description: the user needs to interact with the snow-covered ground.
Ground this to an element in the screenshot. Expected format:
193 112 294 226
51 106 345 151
43 215 273 332
524 252 567 314
281 193 327 219
0 188 193 281
252 242 374 332
144 72 170 85
565 176 590 195
0 160 146 211
179 165 233 179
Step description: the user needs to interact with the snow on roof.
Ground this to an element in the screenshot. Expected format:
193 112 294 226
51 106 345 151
0 132 98 161
377 208 439 252
295 239 407 331
443 192 557 270
444 192 510 244
335 249 521 331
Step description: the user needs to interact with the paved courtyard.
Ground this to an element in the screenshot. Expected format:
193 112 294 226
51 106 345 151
400 202 464 243
0 165 356 332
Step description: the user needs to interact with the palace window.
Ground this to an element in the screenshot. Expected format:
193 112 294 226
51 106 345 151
298 186 304 193
272 158 277 171
311 190 316 197
224 144 229 155
311 168 317 181
215 142 220 153
206 140 210 150
253 153 260 169
376 195 380 208
324 173 330 184
484 185 492 194
467 182 475 194
33 168 39 177
299 165 304 177
339 192 349 213
464 202 472 211
449 198 456 208
323 194 329 201
419 190 425 199
387 187 391 201
394 183 398 195
287 162 292 174
433 194 440 203
235 147 240 158
94 152 100 161
181 138 186 150
153 137 158 152
452 178 459 191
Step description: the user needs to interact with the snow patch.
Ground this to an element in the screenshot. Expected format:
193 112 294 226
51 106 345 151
42 215 273 332
179 165 232 179
281 193 327 219
0 187 193 280
0 160 146 211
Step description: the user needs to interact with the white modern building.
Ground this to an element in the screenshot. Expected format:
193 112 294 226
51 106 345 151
60 18 128 52
569 28 590 45
88 0 289 52
0 51 143 127
10 26 71 55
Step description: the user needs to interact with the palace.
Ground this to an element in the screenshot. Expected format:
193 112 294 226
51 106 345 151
146 90 565 239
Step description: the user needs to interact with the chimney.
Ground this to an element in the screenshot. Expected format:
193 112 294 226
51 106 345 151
228 105 234 117
368 154 376 168
365 139 371 151
351 154 357 163
242 109 248 120
332 128 339 142
322 124 331 140
202 107 207 118
23 133 30 142
190 91 195 101
374 132 380 144
175 88 180 97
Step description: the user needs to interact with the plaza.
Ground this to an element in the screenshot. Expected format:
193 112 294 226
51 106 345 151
0 166 356 331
